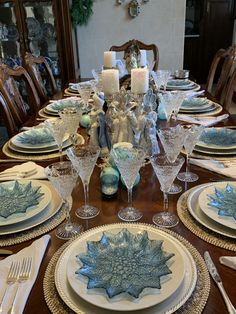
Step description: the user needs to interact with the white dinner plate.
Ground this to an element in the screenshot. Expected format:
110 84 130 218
11 128 69 150
66 226 185 311
181 97 210 110
179 100 217 113
187 183 236 239
197 128 236 150
0 180 63 235
55 223 197 314
193 145 236 156
8 136 74 154
180 102 223 116
166 79 195 89
0 179 51 226
198 182 236 230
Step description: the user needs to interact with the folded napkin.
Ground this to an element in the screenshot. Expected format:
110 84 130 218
189 158 236 179
0 161 47 181
219 256 236 270
177 114 229 126
0 235 50 314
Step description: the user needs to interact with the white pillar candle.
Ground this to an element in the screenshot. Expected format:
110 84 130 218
104 51 116 68
102 69 120 95
131 68 149 94
139 50 147 67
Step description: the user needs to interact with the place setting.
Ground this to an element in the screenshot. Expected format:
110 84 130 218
2 120 85 161
178 97 223 116
0 177 65 246
165 79 201 92
177 179 236 251
43 223 210 314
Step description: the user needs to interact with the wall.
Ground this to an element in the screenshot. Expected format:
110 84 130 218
76 0 186 78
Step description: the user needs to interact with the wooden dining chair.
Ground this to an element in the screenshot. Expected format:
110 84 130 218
205 45 236 102
110 39 159 71
222 66 236 112
0 64 40 127
0 92 18 137
24 52 58 103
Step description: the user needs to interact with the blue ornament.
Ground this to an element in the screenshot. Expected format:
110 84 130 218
100 167 119 196
157 101 167 120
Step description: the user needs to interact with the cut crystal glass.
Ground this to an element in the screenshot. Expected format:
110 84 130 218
67 145 100 219
150 155 184 228
111 146 146 221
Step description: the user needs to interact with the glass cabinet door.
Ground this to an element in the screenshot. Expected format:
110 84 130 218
0 1 22 67
22 1 61 88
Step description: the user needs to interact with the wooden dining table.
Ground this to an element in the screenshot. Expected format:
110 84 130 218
0 91 235 314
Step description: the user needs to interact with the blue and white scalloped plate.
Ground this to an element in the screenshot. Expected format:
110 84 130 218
55 224 197 313
198 182 236 230
197 128 236 150
0 179 51 226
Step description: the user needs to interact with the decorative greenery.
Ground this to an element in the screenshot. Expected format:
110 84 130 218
71 0 94 27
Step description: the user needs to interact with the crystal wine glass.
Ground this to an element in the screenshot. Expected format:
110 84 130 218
67 145 100 219
171 91 187 120
44 118 67 162
177 124 204 182
158 70 171 91
150 155 184 228
157 125 188 194
158 92 176 122
77 81 92 111
45 161 83 240
59 107 82 145
111 145 146 221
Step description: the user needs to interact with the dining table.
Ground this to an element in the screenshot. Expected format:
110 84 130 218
0 89 235 314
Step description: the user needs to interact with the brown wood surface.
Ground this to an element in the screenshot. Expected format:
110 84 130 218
0 92 236 314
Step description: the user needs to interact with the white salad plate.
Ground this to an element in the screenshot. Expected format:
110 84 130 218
187 183 236 239
198 182 236 231
0 180 63 235
55 223 197 314
0 179 51 226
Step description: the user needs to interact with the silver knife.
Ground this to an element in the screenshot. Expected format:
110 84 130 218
204 251 236 314
0 249 13 255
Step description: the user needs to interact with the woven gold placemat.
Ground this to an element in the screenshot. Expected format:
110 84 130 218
177 191 236 251
0 208 65 247
43 226 210 314
2 142 67 161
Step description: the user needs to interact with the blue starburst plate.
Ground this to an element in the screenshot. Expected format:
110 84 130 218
46 98 84 114
198 182 236 230
0 180 51 226
65 224 186 311
197 128 236 150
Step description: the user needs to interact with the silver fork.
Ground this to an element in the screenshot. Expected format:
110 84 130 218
8 257 32 314
0 261 20 313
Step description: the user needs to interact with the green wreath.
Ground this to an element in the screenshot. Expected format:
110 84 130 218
71 0 94 27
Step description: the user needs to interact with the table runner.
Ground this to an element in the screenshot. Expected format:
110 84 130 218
43 225 210 314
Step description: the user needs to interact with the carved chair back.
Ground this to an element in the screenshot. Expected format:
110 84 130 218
0 64 40 126
110 39 159 71
24 52 58 103
223 66 236 111
0 92 18 137
206 45 236 102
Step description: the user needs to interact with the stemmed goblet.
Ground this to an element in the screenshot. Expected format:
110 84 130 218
77 81 92 111
59 107 83 145
157 125 187 194
111 145 146 221
153 70 171 91
150 155 184 228
67 145 100 219
177 124 204 182
44 118 67 162
45 161 83 240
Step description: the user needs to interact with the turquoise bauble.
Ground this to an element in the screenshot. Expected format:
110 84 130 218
80 114 91 128
100 167 120 196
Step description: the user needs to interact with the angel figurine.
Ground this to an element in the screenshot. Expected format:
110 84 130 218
89 92 111 156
